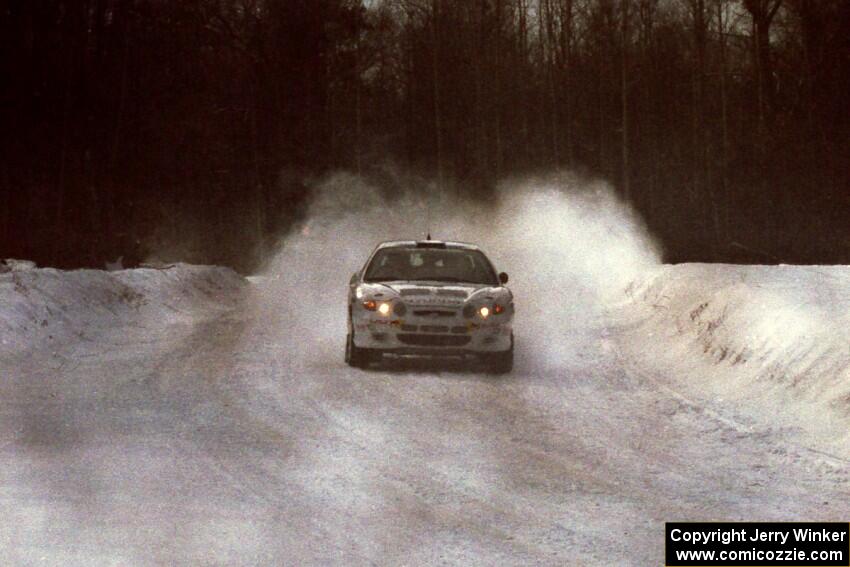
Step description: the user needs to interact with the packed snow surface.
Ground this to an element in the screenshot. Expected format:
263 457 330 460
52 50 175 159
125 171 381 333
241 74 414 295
0 177 848 565
0 263 244 359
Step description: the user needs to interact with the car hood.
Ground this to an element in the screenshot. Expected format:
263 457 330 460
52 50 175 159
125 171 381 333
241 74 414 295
370 281 507 307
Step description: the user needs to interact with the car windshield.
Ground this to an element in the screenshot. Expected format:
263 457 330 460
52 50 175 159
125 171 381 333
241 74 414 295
364 247 498 285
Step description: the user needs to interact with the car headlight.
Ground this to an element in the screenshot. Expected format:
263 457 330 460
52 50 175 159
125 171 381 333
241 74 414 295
363 300 401 316
467 303 505 319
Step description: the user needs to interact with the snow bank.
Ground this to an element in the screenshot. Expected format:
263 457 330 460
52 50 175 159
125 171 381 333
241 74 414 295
0 263 245 358
619 264 850 452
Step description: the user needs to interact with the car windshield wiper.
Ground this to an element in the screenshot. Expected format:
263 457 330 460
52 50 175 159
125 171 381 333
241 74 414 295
366 275 406 282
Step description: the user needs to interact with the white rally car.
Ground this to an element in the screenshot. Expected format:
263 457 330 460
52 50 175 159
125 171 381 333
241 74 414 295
345 240 514 373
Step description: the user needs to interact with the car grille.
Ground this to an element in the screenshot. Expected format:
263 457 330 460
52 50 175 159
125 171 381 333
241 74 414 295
401 325 469 334
413 310 455 317
398 334 471 347
420 325 449 333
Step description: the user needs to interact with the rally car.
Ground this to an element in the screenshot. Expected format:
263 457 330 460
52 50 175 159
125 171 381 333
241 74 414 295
345 239 514 373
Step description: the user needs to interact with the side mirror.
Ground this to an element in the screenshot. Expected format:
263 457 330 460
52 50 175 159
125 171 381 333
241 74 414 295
349 272 359 285
499 272 509 285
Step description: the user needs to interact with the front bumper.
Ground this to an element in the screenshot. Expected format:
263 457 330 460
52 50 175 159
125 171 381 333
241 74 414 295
352 313 513 354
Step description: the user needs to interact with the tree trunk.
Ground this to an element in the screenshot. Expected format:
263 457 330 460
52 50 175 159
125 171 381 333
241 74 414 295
639 0 659 217
718 0 731 244
474 0 487 183
743 0 782 244
691 0 721 252
250 73 266 264
405 9 416 165
355 38 363 177
560 0 575 165
54 0 85 264
0 164 9 248
107 1 131 239
541 0 560 163
620 0 631 201
430 0 444 190
517 0 530 165
744 0 782 134
597 57 606 173
493 0 504 177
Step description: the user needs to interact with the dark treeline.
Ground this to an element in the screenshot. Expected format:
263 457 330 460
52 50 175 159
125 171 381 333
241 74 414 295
1 0 848 270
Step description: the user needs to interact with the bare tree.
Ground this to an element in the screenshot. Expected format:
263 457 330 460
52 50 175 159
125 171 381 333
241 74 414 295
716 0 731 242
742 0 782 127
620 0 631 201
431 0 444 189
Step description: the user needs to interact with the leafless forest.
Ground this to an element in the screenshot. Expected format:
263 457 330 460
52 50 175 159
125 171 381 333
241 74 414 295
2 0 847 269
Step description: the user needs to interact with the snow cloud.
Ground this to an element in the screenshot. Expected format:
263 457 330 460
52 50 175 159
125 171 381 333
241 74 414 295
249 170 661 373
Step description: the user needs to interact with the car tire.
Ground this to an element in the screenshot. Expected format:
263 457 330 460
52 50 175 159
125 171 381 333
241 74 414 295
484 335 514 375
346 332 377 369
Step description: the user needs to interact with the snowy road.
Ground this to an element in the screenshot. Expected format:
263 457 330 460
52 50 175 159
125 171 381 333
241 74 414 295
2 181 849 565
1 263 848 566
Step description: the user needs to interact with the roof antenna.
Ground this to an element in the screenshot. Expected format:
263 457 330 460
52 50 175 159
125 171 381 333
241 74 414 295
426 232 431 240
